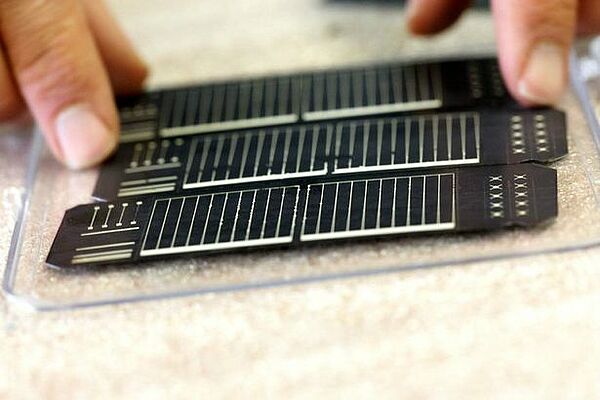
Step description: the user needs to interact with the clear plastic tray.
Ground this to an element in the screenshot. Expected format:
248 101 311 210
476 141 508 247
4 47 600 311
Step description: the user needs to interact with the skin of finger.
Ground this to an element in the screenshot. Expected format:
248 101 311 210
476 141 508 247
491 0 577 105
81 0 149 95
577 0 600 35
0 0 118 161
407 0 472 35
0 45 24 120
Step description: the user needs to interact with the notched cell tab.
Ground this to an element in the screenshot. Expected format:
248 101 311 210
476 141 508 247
455 163 558 231
46 200 149 269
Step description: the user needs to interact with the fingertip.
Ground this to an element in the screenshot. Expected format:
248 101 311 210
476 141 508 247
54 104 118 169
491 0 575 107
505 42 567 107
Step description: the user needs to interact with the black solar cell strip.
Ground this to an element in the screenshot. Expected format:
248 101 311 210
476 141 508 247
115 58 519 143
95 109 565 201
48 165 559 268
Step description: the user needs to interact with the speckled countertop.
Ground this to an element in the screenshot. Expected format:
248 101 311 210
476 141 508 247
2 1 600 398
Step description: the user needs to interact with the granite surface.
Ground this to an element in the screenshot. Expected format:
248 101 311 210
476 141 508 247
1 0 600 398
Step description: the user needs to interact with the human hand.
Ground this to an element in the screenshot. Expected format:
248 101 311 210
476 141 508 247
407 0 599 106
0 0 147 169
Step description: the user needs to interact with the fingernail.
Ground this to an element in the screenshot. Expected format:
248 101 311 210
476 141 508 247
518 42 566 105
55 105 117 169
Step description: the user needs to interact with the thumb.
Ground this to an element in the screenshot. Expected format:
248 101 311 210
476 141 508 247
0 0 118 169
491 0 577 106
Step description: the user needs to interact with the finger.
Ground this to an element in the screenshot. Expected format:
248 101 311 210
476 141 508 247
0 0 118 169
491 0 577 106
0 46 24 120
81 0 149 94
407 0 472 35
577 0 600 36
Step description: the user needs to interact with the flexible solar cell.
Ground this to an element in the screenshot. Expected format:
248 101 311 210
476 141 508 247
93 109 566 200
47 164 558 268
116 58 509 142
